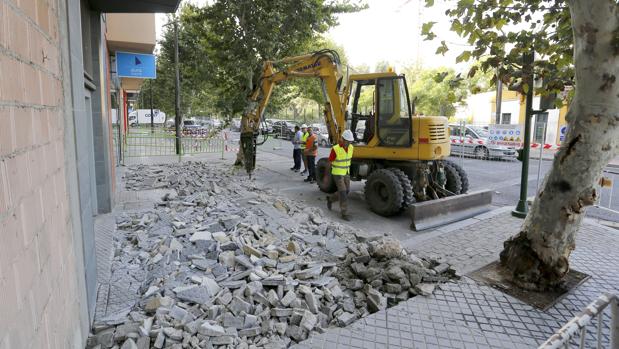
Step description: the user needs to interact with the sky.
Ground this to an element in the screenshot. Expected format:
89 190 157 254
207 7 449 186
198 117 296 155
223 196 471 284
155 0 471 72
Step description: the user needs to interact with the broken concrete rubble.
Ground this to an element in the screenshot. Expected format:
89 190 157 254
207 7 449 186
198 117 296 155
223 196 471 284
87 162 456 348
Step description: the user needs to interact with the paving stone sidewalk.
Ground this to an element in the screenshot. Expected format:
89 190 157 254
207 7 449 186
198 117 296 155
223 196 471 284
294 209 619 349
93 158 619 348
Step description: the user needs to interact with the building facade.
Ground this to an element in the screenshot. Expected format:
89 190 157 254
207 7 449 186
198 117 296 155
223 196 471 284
0 0 178 348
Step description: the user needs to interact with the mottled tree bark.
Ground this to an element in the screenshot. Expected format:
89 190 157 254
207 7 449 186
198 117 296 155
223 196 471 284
500 0 619 290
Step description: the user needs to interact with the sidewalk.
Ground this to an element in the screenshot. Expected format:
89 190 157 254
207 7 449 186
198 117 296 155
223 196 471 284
293 208 619 349
96 152 618 348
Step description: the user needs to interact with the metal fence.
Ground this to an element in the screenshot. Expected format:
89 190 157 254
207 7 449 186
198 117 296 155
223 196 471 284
448 120 557 163
121 129 229 162
596 169 619 216
539 293 618 349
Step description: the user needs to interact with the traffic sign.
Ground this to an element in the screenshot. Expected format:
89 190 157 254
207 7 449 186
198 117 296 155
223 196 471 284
559 124 568 142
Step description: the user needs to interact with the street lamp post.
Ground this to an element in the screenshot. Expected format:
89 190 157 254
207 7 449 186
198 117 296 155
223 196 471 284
150 82 154 134
173 20 182 155
512 52 535 218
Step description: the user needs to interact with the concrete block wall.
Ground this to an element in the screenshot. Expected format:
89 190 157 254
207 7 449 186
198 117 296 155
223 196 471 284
0 0 87 348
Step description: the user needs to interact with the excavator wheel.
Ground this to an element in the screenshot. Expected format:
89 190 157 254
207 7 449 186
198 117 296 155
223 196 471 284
316 157 337 194
365 169 404 217
443 160 469 194
443 163 463 195
387 168 415 210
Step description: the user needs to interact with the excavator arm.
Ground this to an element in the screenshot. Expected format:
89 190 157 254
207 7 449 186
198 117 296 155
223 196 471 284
238 50 346 176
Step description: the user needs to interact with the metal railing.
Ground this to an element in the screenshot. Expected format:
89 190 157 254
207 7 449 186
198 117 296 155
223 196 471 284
596 169 619 216
539 293 619 349
122 129 227 162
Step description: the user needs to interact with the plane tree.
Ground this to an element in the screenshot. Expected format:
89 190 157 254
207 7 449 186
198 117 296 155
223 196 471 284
424 0 619 290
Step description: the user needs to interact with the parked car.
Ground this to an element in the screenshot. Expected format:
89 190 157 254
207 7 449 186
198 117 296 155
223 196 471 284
182 119 203 131
309 125 331 147
316 131 331 147
271 120 297 140
230 118 242 132
260 119 274 135
448 124 517 160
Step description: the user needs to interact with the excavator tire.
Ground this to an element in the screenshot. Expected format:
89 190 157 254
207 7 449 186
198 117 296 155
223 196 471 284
387 168 415 210
444 163 463 195
365 169 404 216
316 157 337 194
443 160 469 194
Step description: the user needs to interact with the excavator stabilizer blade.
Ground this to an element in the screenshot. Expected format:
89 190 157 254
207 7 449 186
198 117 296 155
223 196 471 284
409 190 493 231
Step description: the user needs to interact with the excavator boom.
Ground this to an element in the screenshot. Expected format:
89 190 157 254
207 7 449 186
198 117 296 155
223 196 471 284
239 50 345 175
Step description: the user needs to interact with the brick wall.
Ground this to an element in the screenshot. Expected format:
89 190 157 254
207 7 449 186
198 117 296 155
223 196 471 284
0 0 86 348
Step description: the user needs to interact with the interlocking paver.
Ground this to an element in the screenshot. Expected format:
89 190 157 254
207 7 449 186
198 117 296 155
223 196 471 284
293 211 619 349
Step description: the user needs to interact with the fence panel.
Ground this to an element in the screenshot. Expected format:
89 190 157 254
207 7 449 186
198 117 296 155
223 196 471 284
122 129 227 162
595 169 619 217
539 293 618 349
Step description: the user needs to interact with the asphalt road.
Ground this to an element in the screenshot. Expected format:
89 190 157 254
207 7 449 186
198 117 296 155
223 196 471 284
247 133 619 223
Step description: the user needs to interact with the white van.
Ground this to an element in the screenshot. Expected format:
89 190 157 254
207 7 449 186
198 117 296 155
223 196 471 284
129 109 166 126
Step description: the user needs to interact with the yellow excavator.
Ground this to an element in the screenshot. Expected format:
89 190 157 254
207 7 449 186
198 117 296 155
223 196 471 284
238 49 491 230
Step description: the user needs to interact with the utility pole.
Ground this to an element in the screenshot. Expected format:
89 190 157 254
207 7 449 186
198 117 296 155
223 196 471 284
173 19 182 155
512 52 534 218
150 82 154 134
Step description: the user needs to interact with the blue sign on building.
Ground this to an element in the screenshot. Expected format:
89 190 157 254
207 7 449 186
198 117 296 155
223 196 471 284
116 52 156 79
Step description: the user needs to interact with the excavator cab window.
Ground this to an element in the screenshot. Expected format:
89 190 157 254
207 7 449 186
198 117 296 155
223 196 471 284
376 77 412 147
348 80 376 144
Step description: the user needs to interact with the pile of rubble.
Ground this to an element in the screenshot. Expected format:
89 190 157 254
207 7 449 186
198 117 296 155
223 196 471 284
88 163 455 349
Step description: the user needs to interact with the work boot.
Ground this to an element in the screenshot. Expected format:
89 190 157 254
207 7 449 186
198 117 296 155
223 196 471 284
341 213 351 221
326 197 332 210
304 178 312 182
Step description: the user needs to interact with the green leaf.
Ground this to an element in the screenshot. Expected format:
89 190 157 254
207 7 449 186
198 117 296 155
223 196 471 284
422 21 437 40
433 71 449 83
467 65 478 78
435 41 449 55
425 0 434 7
455 51 471 63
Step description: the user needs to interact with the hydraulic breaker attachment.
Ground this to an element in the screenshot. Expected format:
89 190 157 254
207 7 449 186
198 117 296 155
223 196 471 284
409 190 493 231
240 132 257 177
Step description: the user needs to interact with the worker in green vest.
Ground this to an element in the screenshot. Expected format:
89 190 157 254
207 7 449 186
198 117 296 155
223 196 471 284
326 130 355 221
299 124 309 175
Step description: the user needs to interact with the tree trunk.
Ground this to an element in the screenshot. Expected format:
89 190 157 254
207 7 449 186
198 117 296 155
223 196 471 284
500 0 619 290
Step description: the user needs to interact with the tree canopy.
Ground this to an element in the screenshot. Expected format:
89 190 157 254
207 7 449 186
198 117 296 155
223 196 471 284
146 0 365 122
403 65 493 116
423 0 575 104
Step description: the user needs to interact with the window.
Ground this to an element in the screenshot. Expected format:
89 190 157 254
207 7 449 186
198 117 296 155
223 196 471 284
376 77 412 147
501 113 511 124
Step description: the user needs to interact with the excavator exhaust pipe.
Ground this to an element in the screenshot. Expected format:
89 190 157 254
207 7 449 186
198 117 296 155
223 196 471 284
409 190 493 231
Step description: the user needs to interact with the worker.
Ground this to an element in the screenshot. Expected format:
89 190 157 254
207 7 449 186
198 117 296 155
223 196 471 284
299 124 309 175
290 125 302 172
304 126 318 183
326 129 355 221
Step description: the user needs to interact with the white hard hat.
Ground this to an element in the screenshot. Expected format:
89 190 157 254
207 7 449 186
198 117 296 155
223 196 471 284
301 124 308 128
342 130 354 141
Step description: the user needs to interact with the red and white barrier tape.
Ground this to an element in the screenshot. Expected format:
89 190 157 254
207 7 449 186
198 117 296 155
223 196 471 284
223 131 239 152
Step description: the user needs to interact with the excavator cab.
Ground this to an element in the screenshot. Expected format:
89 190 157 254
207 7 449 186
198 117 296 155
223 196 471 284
347 75 412 148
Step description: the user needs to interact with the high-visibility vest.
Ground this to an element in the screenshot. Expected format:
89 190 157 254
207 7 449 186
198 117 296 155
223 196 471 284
331 144 354 175
300 132 309 149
